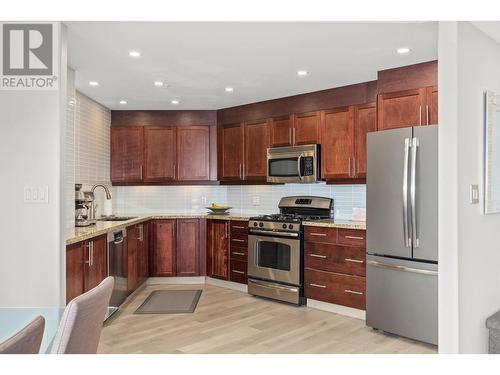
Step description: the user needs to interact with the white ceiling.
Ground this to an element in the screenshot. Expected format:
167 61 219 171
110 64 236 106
66 22 437 110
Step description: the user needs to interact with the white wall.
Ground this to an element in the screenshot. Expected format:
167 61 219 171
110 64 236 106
439 21 500 353
0 23 67 307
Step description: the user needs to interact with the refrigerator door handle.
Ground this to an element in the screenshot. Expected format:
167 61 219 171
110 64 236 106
367 260 437 276
411 137 419 248
403 138 411 247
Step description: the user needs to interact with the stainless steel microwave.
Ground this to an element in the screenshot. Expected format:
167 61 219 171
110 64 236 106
266 144 320 183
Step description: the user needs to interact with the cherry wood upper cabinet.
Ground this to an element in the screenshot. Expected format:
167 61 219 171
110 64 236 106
353 103 376 178
177 126 210 181
176 219 200 276
66 242 84 304
244 119 270 180
294 111 321 145
83 235 108 293
322 107 354 180
377 88 427 130
111 127 144 183
219 123 244 181
270 115 294 147
143 127 176 182
207 220 229 280
151 219 176 277
427 86 438 125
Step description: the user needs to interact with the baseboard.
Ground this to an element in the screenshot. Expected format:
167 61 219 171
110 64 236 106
146 276 206 285
307 298 366 320
206 277 248 293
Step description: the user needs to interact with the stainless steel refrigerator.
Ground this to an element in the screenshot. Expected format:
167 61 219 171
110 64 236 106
366 125 438 345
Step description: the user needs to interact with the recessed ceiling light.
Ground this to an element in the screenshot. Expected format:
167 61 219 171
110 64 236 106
89 81 99 86
129 50 141 58
225 87 234 93
396 47 411 55
297 70 308 76
171 100 179 105
119 100 127 105
154 81 164 87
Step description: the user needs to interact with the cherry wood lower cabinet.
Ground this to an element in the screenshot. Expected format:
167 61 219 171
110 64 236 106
304 226 366 310
65 234 107 304
207 220 230 280
127 222 149 292
151 219 203 277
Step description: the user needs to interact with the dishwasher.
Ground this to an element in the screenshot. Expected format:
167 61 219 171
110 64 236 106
106 228 128 320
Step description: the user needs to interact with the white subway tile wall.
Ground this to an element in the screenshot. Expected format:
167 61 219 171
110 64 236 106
65 90 112 227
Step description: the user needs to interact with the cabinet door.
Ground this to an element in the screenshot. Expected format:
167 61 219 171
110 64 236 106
219 123 244 181
127 225 139 292
353 103 376 178
244 120 270 180
84 235 108 292
139 222 149 283
177 126 210 181
377 88 426 131
294 111 321 145
152 220 176 276
111 127 143 183
208 220 229 280
176 219 200 276
66 242 84 304
426 86 438 125
270 115 293 147
144 127 176 182
322 107 354 179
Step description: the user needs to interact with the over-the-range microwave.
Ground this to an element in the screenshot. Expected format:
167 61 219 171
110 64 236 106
266 144 321 184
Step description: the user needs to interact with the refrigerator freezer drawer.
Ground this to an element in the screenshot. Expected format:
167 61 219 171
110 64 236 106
366 255 438 345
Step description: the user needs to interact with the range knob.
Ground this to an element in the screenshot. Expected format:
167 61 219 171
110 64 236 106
288 224 294 230
282 224 287 229
253 222 258 227
259 222 264 228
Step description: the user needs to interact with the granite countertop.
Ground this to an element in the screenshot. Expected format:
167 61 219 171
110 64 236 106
66 213 252 245
302 219 366 230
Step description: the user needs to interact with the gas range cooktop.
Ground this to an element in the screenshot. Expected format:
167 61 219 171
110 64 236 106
249 213 328 223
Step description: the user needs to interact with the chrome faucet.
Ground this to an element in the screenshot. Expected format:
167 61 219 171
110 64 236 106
89 184 112 220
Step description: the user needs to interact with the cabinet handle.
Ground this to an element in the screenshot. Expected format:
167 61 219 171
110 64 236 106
345 289 364 295
137 224 143 241
309 232 327 237
232 239 245 243
232 226 246 229
426 105 430 125
232 270 245 275
140 165 143 179
242 164 245 179
419 105 422 126
292 127 296 145
353 157 356 177
85 242 91 265
309 254 327 259
288 128 292 144
239 164 242 180
309 283 326 289
232 251 245 256
348 158 351 177
344 235 364 240
345 258 364 264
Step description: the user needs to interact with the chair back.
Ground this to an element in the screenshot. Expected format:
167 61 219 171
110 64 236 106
0 315 45 354
51 277 114 354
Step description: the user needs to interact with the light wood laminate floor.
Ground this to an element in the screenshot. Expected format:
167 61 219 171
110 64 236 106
98 283 437 354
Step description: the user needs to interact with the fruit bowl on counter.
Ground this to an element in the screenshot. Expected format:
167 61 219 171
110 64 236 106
206 204 232 215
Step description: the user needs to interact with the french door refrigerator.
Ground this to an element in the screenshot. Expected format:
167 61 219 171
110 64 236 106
366 125 438 345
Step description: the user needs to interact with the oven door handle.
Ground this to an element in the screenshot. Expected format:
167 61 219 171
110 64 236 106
248 229 299 238
248 279 299 293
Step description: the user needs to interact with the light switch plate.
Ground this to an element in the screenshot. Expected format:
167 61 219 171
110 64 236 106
24 186 49 203
470 184 479 204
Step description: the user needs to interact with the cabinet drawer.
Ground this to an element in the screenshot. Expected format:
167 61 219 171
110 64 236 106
304 226 337 244
305 268 365 310
230 221 248 234
304 242 365 276
230 232 248 246
229 246 248 262
337 229 366 247
229 259 248 284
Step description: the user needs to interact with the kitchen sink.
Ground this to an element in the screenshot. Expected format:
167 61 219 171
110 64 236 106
97 216 137 222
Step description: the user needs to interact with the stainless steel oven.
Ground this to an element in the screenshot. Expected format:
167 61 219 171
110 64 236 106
267 144 320 183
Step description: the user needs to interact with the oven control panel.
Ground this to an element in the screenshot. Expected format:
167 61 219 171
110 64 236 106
249 220 299 232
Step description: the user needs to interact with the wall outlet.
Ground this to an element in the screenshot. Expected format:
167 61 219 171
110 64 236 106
24 186 49 203
201 196 207 205
252 196 260 206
